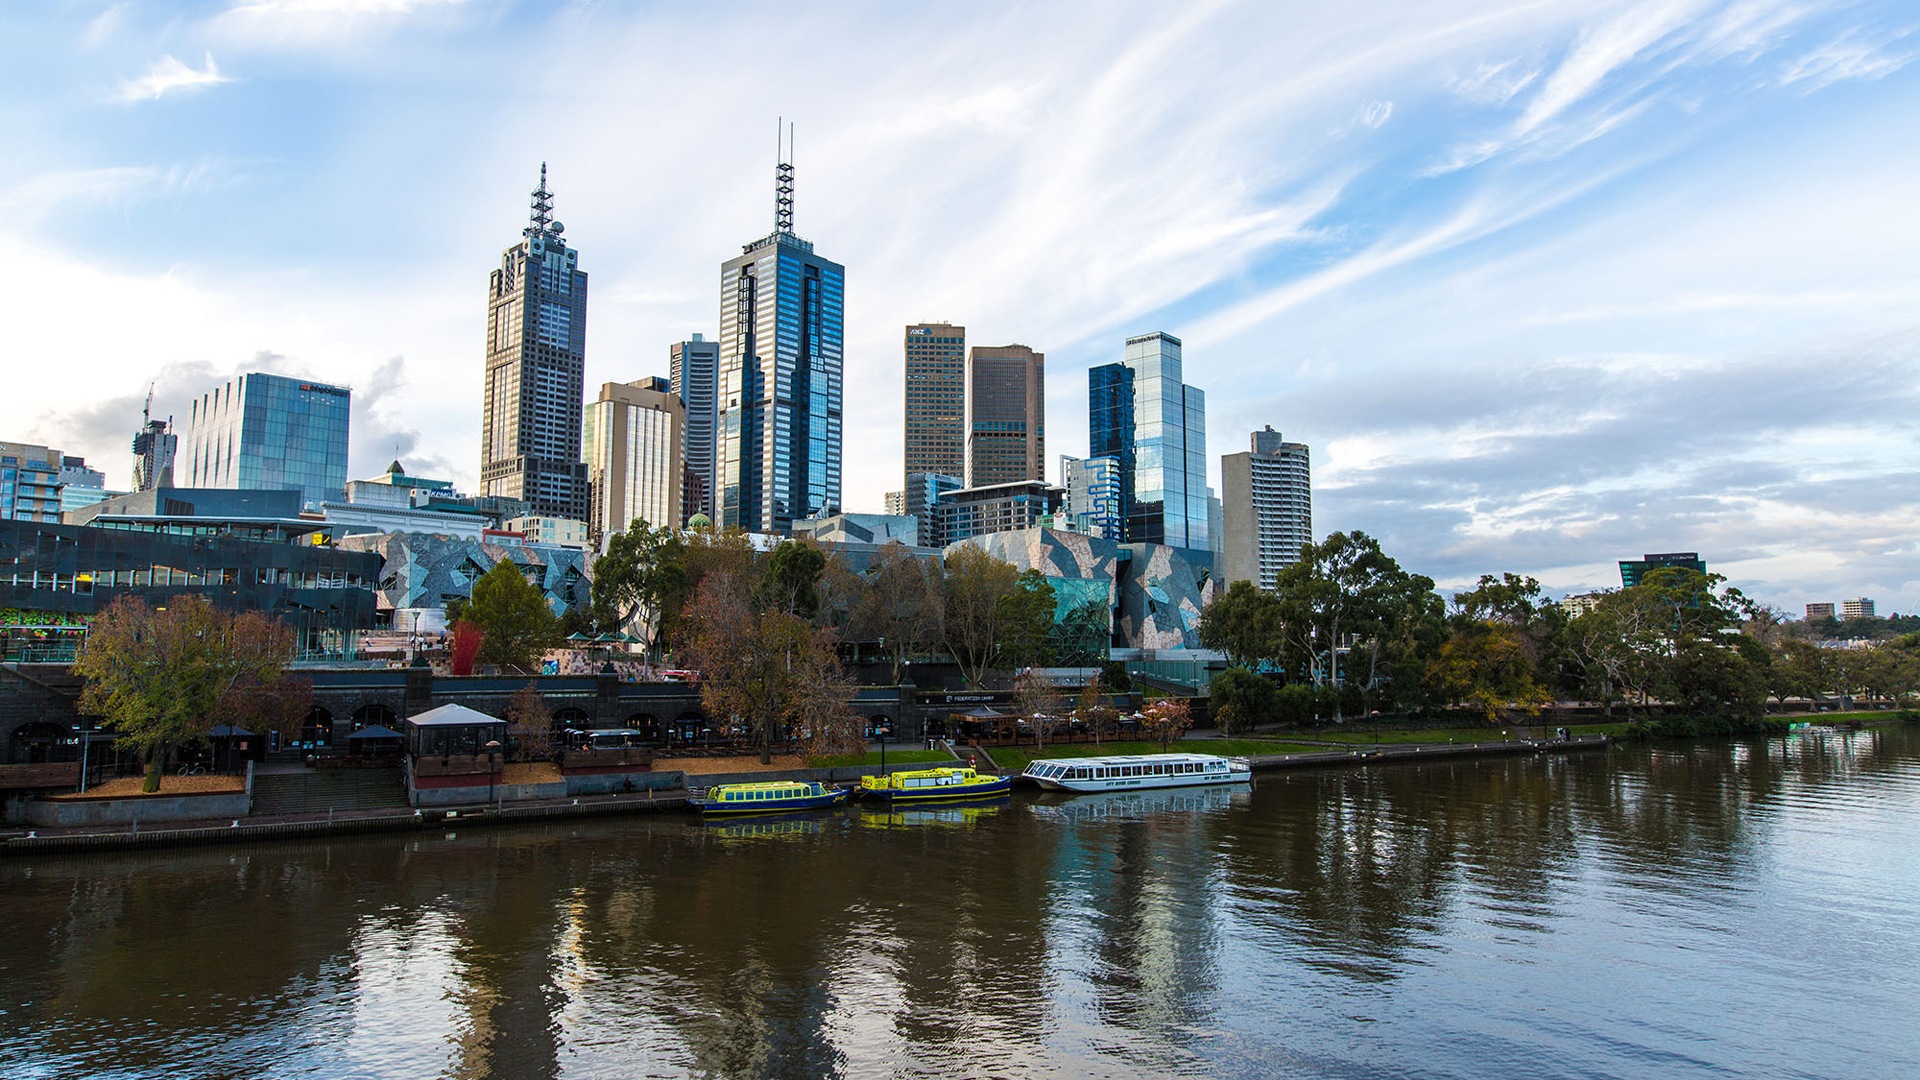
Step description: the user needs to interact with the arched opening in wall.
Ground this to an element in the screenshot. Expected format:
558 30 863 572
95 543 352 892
672 710 709 748
9 721 72 765
625 713 661 744
302 707 334 748
351 703 398 732
553 706 591 726
866 714 895 740
550 706 592 749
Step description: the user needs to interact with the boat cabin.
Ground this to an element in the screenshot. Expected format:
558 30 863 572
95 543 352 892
712 781 823 804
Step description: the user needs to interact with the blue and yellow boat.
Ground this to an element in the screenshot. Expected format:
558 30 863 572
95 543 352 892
857 766 1011 803
696 779 850 816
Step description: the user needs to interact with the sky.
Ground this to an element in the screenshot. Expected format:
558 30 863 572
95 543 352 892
3 0 1917 614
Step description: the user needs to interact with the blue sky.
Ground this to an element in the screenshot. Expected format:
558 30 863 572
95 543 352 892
4 0 1917 613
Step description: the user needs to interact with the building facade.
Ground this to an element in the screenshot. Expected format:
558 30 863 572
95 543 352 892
670 334 720 523
904 323 966 486
1220 426 1311 590
482 165 590 520
1619 552 1706 588
501 515 592 550
965 343 1044 488
927 480 1062 548
0 442 65 523
131 404 176 492
182 372 351 508
1087 331 1210 551
716 148 845 535
1842 597 1876 620
583 377 685 545
1059 454 1123 539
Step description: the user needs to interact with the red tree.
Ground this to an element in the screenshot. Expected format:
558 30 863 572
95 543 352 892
450 620 485 676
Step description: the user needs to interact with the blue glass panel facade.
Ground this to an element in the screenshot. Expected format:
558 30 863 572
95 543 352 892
183 373 350 508
1086 333 1208 552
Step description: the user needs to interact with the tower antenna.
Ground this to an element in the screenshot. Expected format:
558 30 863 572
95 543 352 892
775 119 795 234
143 382 155 425
527 162 554 237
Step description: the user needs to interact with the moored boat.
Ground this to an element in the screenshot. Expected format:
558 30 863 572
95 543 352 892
696 779 850 815
1020 752 1252 793
857 766 1011 802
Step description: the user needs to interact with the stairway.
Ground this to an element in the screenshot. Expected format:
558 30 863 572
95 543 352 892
251 768 409 816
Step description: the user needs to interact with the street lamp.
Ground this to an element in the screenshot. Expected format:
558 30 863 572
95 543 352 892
876 722 890 775
485 738 502 810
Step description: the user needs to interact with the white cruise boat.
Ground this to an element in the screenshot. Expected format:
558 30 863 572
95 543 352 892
1020 752 1252 792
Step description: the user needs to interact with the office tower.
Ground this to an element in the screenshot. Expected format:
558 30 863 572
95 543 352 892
1804 602 1836 621
131 390 176 491
671 333 720 522
584 376 686 546
927 480 1062 548
965 343 1044 488
905 323 966 486
482 164 589 520
1059 454 1123 539
716 128 845 534
1842 597 1876 620
57 456 113 514
0 441 64 522
1087 331 1209 551
891 470 962 545
1221 426 1311 590
183 372 351 507
1618 552 1705 588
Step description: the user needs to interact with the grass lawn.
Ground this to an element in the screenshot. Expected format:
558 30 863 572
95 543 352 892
989 739 1332 771
805 748 956 769
1302 722 1635 744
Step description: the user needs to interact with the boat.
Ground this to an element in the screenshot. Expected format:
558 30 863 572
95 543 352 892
1020 752 1252 793
695 779 850 815
857 765 1011 803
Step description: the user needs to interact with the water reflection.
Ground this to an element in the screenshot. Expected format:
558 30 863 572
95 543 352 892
3 728 1917 1079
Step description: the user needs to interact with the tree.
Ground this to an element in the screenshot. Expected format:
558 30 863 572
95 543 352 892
942 546 1021 687
849 544 944 684
682 572 862 764
757 538 827 619
1429 622 1553 723
996 570 1058 671
72 596 294 792
1139 697 1194 751
589 519 685 655
213 671 313 751
1199 581 1285 669
1273 532 1428 724
449 620 484 676
465 559 560 672
1208 667 1277 734
505 682 556 763
1073 673 1120 746
1012 668 1065 751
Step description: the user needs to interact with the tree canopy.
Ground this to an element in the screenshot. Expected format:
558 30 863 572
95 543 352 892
464 559 560 673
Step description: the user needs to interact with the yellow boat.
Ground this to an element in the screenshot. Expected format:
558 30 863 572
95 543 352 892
856 766 1011 803
697 779 849 815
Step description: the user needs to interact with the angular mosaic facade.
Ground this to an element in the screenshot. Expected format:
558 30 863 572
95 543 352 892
950 528 1217 650
339 532 593 619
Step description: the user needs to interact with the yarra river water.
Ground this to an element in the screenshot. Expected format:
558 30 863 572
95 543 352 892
3 728 1918 1079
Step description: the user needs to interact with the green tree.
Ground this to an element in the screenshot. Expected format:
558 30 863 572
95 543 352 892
73 596 294 792
1273 531 1427 723
466 559 560 673
1199 580 1285 669
942 546 1021 687
589 518 685 655
1208 667 1277 734
996 570 1058 671
757 538 828 618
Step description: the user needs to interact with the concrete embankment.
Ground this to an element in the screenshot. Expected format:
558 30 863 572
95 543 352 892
1243 734 1610 771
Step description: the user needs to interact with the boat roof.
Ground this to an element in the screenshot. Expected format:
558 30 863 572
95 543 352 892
1027 752 1231 767
712 779 817 791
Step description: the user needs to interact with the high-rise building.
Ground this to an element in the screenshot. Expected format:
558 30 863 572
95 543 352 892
888 470 962 545
670 333 720 522
482 164 589 521
1221 426 1311 590
0 441 64 522
1619 552 1705 588
927 480 1062 548
1805 602 1836 621
57 456 113 514
1059 454 1123 539
1842 597 1876 620
131 390 176 492
905 323 966 486
183 372 351 507
584 376 685 545
965 343 1044 488
1087 331 1210 551
716 130 844 534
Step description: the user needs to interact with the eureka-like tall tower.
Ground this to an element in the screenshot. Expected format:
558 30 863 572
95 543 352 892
716 126 845 533
481 164 589 520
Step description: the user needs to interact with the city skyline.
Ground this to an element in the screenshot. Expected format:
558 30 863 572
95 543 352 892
4 1 1918 610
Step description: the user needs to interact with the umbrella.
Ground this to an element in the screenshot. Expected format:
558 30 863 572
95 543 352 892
208 725 254 737
348 725 404 740
567 632 593 642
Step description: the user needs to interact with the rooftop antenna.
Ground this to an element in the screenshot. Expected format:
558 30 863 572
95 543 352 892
775 119 795 234
143 383 155 425
527 162 555 237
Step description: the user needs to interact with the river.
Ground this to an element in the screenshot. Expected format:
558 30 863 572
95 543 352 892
3 727 1916 1079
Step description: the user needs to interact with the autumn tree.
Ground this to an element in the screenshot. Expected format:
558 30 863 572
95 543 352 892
73 596 294 792
850 544 944 684
213 671 314 749
1139 697 1194 751
465 559 559 673
942 546 1021 687
505 682 555 763
1012 668 1065 751
1073 673 1120 746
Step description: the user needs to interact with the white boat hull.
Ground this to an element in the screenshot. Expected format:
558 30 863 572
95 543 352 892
1022 752 1253 793
1032 768 1251 792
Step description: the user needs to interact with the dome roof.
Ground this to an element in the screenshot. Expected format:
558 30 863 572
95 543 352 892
686 512 713 530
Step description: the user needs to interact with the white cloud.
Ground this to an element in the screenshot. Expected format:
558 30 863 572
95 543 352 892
1778 28 1913 90
228 0 463 14
1356 99 1395 130
113 53 232 103
82 3 127 49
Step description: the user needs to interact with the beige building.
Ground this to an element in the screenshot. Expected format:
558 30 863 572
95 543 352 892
904 323 966 487
583 377 684 547
1842 597 1876 620
965 344 1045 488
1220 426 1311 591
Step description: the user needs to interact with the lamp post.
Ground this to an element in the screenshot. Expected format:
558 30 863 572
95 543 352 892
485 738 502 810
77 715 92 794
876 722 890 775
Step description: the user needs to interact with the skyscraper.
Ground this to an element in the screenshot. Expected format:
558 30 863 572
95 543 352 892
183 372 351 507
670 333 720 523
716 128 845 534
131 389 176 492
965 343 1044 488
482 164 589 520
1059 454 1123 539
1087 331 1210 551
583 376 685 546
904 323 965 486
1221 426 1311 590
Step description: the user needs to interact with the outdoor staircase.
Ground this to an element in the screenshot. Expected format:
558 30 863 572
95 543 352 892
251 768 409 816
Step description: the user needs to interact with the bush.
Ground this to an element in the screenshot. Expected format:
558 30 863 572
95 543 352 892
1209 668 1277 734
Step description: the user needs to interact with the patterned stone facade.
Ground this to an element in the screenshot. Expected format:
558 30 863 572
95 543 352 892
951 527 1217 651
338 532 593 620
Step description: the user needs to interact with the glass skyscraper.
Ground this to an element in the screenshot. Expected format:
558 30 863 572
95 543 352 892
482 165 589 521
670 334 720 523
1086 331 1210 552
716 145 844 534
183 372 351 508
